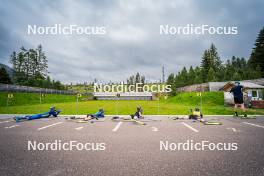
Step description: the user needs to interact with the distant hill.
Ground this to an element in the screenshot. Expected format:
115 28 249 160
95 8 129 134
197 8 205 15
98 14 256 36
0 63 13 78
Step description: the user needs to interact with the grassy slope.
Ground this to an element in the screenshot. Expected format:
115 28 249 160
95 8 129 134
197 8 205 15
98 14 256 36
0 92 263 115
0 92 78 106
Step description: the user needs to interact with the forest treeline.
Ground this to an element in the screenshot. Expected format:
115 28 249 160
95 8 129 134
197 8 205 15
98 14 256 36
4 45 66 90
167 27 264 95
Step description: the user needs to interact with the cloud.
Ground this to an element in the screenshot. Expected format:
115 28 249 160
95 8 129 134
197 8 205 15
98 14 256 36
0 0 263 83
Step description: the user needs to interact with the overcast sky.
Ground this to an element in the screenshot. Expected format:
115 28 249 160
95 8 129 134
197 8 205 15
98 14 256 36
0 0 263 83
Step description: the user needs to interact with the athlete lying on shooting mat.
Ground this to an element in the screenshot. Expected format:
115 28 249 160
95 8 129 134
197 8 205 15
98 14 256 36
130 106 143 119
13 107 61 122
85 109 105 120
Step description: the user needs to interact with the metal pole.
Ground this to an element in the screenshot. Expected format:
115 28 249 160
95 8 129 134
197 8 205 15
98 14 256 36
117 96 119 115
6 94 8 107
158 97 160 115
116 93 119 116
200 92 203 114
40 91 42 104
157 93 160 115
76 95 78 115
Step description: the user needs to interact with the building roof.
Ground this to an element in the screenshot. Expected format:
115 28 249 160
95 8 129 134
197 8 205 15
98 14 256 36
220 81 264 91
244 78 264 86
208 82 227 91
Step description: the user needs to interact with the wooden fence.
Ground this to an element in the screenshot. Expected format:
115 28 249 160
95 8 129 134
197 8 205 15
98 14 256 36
0 83 76 95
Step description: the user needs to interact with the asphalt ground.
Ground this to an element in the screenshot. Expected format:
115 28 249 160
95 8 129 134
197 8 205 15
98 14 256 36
0 115 264 176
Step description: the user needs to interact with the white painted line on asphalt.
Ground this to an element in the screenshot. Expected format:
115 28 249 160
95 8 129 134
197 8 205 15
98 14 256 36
37 122 63 131
231 128 237 132
227 128 237 132
112 122 123 132
243 122 264 129
182 122 199 133
5 125 19 129
152 127 158 132
75 126 84 131
0 120 10 124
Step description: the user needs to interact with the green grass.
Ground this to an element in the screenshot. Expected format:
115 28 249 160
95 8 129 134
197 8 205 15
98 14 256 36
0 92 263 115
0 92 80 106
0 92 93 107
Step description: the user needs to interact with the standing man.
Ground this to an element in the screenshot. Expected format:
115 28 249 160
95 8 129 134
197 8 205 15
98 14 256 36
230 81 247 117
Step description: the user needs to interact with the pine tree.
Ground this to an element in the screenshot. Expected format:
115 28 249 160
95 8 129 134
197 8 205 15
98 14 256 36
129 75 135 85
20 47 31 80
140 76 145 84
233 72 241 81
224 59 234 81
207 67 216 82
135 73 140 84
37 45 48 77
10 51 26 84
254 65 262 78
209 44 222 71
200 44 221 82
194 66 202 84
201 50 210 82
0 67 12 84
166 73 175 95
188 66 195 85
181 67 188 85
10 52 17 70
208 44 223 81
249 27 264 77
